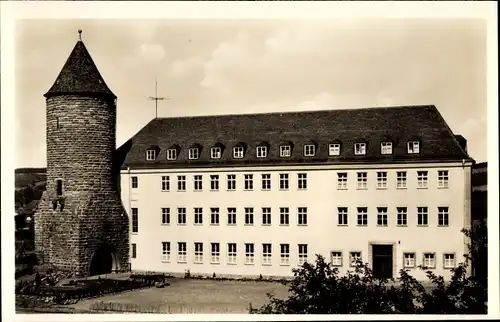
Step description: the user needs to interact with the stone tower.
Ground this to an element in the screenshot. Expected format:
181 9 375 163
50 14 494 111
34 31 129 276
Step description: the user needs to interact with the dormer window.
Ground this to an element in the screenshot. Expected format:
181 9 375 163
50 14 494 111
189 148 200 160
233 146 244 159
256 146 268 158
329 143 341 156
407 141 420 154
167 149 177 160
354 143 366 155
280 145 291 157
381 142 393 155
304 144 316 157
146 149 157 161
211 147 221 159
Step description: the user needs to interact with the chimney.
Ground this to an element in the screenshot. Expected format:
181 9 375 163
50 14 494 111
455 135 467 153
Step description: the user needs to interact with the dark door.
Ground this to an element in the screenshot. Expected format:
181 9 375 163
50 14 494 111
372 244 393 279
89 246 113 276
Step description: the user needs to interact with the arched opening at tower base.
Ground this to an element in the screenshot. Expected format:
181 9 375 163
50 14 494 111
89 245 117 276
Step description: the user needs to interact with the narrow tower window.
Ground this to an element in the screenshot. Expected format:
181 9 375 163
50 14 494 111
56 117 60 129
56 179 63 196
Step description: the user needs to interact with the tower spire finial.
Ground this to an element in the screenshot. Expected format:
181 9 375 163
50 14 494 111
78 29 82 41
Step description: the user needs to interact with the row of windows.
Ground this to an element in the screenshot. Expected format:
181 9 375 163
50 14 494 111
145 141 422 161
130 170 449 191
330 251 456 269
130 206 450 233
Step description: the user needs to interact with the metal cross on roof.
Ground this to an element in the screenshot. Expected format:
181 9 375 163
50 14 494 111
148 77 171 119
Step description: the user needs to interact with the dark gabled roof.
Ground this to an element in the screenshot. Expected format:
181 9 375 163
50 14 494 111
44 40 116 99
119 105 473 169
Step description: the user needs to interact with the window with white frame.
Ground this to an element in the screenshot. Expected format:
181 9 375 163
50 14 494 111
256 146 268 158
377 207 388 226
407 141 420 154
331 251 342 267
189 148 199 160
397 171 407 188
177 175 186 191
354 143 366 155
161 176 170 191
245 243 255 264
280 145 291 157
161 208 170 225
262 207 272 225
227 208 237 225
337 172 348 190
228 243 237 264
438 170 449 188
403 253 416 268
194 207 203 225
177 242 187 262
357 172 368 189
167 149 177 160
262 244 272 265
298 173 307 190
211 243 220 264
418 207 428 226
233 146 244 159
194 242 203 263
131 243 137 258
245 207 254 225
210 175 219 191
381 142 393 155
329 143 341 156
146 149 156 161
357 207 368 226
279 173 289 190
438 207 449 226
131 176 138 189
161 242 170 262
298 207 308 225
397 207 408 226
350 252 362 267
338 207 348 226
423 253 436 269
417 171 428 188
244 174 253 190
177 208 186 225
227 174 236 190
261 174 271 190
377 172 388 189
194 175 203 191
132 208 138 233
280 244 290 265
211 147 221 159
304 144 316 156
298 244 308 265
443 253 455 268
210 208 219 225
280 207 289 225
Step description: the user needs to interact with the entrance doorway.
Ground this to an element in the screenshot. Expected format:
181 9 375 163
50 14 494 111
89 245 116 276
372 244 393 279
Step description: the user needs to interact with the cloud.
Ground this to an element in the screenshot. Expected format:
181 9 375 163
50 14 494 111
135 43 165 62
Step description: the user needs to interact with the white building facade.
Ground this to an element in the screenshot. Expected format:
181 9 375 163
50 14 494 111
118 106 473 281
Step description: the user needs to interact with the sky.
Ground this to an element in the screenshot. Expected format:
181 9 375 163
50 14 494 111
15 18 487 168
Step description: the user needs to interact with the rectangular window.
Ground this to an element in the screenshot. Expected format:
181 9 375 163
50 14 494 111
227 174 236 191
146 149 156 161
438 170 449 188
262 244 272 265
298 244 308 265
423 253 436 269
381 142 393 155
280 207 289 225
233 146 244 159
408 141 420 154
211 243 220 264
228 243 237 264
194 175 203 191
443 253 456 268
245 243 255 264
227 208 236 225
280 244 290 265
357 172 368 189
211 147 221 159
377 172 388 189
377 207 388 226
194 207 203 225
161 242 170 262
131 176 138 189
257 146 267 158
418 207 428 226
167 149 177 160
350 251 362 267
262 207 272 225
397 171 407 189
177 242 187 263
161 208 170 225
438 207 449 227
338 207 348 226
210 207 220 225
279 173 289 190
397 207 408 226
177 207 186 225
261 174 271 190
357 207 367 226
298 173 307 190
304 144 316 156
244 174 253 190
329 143 341 156
354 143 366 155
189 148 199 160
131 243 137 259
132 208 138 233
417 171 428 188
177 175 186 191
245 207 254 225
337 172 348 190
331 251 342 267
403 253 416 268
210 175 219 191
161 176 170 191
280 145 291 157
298 207 308 225
194 242 203 263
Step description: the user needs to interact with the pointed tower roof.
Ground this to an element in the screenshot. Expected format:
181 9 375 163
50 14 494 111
44 31 116 99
